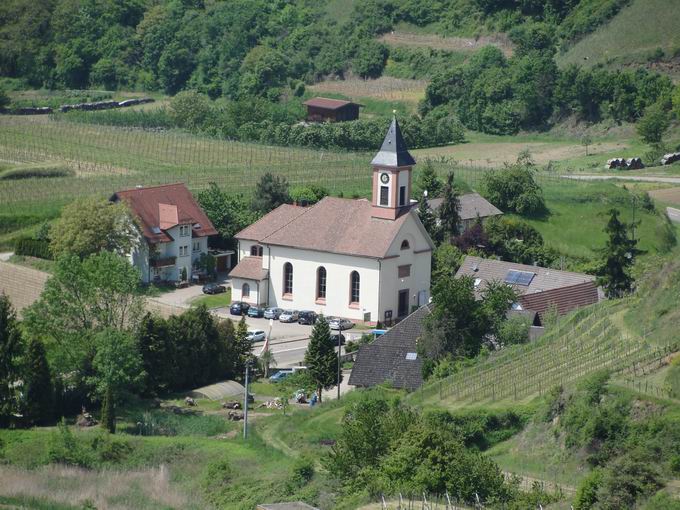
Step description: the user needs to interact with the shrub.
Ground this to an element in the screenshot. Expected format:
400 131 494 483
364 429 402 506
481 162 546 216
0 167 74 180
47 420 95 468
14 238 52 260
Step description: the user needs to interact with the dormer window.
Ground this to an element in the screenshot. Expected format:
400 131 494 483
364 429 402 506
179 225 190 237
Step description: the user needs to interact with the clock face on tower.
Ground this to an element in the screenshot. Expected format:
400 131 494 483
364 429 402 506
380 172 389 184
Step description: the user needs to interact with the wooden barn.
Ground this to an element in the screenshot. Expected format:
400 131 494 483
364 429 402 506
303 97 361 122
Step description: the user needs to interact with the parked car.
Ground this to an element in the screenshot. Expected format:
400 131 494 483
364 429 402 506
202 282 226 295
279 310 299 323
229 302 250 315
247 306 265 318
298 310 317 325
269 370 293 382
246 329 266 342
329 317 355 330
264 307 284 320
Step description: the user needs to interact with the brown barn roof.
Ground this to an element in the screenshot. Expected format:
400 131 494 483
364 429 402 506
303 97 360 110
236 197 433 259
229 256 269 281
428 192 503 221
112 183 217 243
456 256 598 317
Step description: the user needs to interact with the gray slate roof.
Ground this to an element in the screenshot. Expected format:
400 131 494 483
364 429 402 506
349 305 431 391
428 192 503 221
371 116 416 167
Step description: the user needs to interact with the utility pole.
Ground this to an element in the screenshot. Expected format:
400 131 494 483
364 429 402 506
243 361 250 439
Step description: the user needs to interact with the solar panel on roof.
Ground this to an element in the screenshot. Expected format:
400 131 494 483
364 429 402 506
504 269 535 286
405 352 417 361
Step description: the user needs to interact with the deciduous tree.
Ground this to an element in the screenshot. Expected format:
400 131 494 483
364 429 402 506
50 197 139 259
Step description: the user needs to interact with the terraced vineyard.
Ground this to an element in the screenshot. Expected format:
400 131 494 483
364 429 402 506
414 301 680 407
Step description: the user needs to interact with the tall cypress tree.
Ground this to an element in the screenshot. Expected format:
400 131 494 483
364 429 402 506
599 208 638 298
416 160 443 198
417 195 441 245
438 171 462 241
101 385 115 433
22 337 54 426
0 294 22 428
303 316 338 403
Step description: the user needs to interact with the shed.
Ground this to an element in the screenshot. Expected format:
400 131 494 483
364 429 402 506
189 380 245 400
303 97 361 122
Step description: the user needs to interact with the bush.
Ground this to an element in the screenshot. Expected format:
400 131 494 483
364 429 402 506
47 420 95 468
481 158 546 217
0 166 74 180
14 238 52 260
497 315 531 345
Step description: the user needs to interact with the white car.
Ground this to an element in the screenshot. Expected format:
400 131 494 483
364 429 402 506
246 329 266 342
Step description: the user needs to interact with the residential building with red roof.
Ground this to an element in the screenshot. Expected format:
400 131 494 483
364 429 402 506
230 117 435 324
111 183 226 284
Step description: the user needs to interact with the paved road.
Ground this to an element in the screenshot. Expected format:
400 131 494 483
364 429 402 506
563 174 680 184
667 207 680 224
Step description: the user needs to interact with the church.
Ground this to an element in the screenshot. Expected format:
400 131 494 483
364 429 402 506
229 117 435 325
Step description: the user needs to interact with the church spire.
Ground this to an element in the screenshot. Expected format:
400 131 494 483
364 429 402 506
371 114 416 168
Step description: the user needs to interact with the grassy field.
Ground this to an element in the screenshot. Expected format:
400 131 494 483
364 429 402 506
308 76 428 111
378 29 514 56
190 288 232 309
557 0 680 79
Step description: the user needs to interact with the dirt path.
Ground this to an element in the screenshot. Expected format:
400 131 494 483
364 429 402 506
564 174 680 184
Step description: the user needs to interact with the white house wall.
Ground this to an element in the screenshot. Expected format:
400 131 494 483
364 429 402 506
380 214 432 320
266 245 381 322
231 277 266 306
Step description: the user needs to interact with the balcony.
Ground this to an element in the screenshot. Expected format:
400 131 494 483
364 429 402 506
150 256 176 268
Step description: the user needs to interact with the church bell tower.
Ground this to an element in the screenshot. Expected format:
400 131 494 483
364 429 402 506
371 115 416 220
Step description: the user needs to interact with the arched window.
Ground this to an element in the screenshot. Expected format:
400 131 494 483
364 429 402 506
350 271 360 304
317 266 327 300
250 245 263 257
283 262 293 295
400 239 410 250
242 283 250 298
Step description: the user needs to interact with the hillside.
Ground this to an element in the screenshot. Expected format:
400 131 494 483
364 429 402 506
558 0 680 80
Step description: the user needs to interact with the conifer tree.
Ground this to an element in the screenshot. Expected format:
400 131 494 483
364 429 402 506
438 171 461 241
0 294 22 428
303 316 338 403
599 208 638 298
234 316 253 380
22 337 54 426
417 195 441 245
101 385 115 433
416 160 443 198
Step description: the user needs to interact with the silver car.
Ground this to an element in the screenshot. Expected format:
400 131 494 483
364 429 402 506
329 317 354 330
246 329 266 342
264 307 284 320
279 310 299 323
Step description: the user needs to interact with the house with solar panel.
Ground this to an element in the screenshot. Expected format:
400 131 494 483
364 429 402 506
111 183 232 284
456 255 600 320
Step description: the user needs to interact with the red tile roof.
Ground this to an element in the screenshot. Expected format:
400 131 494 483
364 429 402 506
229 256 269 281
112 183 217 243
236 197 432 259
303 97 359 110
